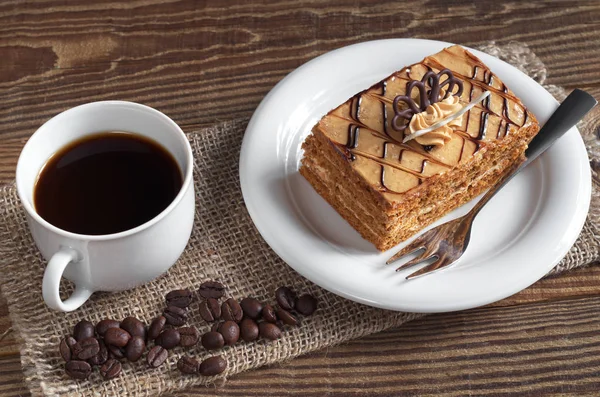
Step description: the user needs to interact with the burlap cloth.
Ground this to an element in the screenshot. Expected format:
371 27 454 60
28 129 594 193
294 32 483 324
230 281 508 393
0 42 599 397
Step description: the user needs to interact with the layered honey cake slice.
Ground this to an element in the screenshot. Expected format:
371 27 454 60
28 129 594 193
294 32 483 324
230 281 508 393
300 45 540 251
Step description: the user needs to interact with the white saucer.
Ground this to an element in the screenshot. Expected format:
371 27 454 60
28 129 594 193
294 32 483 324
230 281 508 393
239 39 591 313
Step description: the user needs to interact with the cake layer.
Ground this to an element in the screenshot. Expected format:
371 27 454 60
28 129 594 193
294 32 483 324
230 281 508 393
302 125 527 250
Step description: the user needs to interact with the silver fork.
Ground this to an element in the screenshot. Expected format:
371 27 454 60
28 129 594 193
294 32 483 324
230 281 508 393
386 89 597 279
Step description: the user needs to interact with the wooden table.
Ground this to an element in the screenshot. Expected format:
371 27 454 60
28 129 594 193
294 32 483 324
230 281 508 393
1 1 599 395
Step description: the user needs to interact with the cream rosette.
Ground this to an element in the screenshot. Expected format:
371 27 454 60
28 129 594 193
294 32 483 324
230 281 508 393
407 95 462 146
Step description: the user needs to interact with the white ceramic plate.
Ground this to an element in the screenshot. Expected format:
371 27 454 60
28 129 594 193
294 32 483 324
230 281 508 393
239 39 591 313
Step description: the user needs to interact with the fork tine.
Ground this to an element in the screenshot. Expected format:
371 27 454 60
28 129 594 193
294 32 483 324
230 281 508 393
395 254 435 272
405 256 457 280
385 240 425 265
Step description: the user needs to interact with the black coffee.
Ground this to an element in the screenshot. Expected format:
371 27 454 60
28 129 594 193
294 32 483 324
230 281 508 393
34 132 182 235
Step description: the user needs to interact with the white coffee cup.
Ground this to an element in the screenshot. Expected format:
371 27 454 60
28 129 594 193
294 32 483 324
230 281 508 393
16 101 195 312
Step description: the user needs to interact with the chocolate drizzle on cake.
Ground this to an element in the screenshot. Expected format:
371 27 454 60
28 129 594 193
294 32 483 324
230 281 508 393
347 125 360 149
325 48 533 195
352 94 362 121
477 112 489 140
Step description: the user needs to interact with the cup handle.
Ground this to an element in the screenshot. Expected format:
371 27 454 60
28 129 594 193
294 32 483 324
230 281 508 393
42 248 94 312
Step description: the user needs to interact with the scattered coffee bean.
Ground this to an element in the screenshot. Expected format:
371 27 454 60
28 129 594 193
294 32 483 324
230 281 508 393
276 307 298 326
95 319 120 337
107 344 125 360
147 345 168 368
199 355 227 376
163 305 187 326
296 294 318 316
104 327 131 347
240 297 263 320
199 298 221 322
275 286 297 311
65 360 92 380
148 316 166 340
72 337 100 360
262 304 277 323
66 335 78 348
125 335 146 362
240 318 259 342
73 320 95 341
198 281 225 299
178 356 200 374
88 339 108 366
59 336 76 362
219 321 240 346
100 358 122 380
259 322 282 341
166 288 193 308
211 322 222 333
155 329 181 349
221 298 243 323
201 331 225 350
120 317 146 340
178 327 200 347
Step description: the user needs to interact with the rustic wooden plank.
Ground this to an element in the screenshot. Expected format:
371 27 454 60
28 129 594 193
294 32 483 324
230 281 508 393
2 296 600 396
489 263 600 307
0 1 599 184
177 295 600 395
0 1 599 140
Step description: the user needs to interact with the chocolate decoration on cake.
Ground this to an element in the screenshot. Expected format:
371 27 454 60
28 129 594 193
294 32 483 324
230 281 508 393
391 69 464 132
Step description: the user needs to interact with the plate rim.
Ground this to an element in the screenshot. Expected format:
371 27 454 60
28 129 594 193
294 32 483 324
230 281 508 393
240 38 591 312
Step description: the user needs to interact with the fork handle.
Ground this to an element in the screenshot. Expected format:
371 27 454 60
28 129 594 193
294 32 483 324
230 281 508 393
468 89 597 218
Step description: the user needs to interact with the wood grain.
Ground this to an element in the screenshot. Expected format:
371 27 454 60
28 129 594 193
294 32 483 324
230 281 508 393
0 0 599 395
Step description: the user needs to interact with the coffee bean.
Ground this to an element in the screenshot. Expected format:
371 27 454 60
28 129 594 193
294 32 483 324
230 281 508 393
177 356 200 374
166 288 193 308
59 336 76 362
262 304 278 323
66 335 78 349
107 344 125 359
65 360 92 380
199 298 221 322
259 322 282 340
221 298 243 323
100 358 122 380
178 327 200 347
275 286 297 311
163 305 187 326
148 316 166 340
155 329 180 349
211 322 222 333
276 307 299 326
239 318 259 342
147 345 168 368
95 319 120 337
73 320 95 341
199 355 227 376
296 294 318 315
88 339 108 366
201 331 225 350
104 327 131 347
72 337 100 360
240 297 263 320
125 335 146 362
198 281 225 299
219 321 240 346
120 317 146 340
